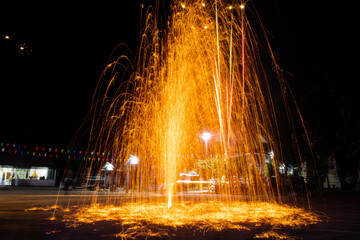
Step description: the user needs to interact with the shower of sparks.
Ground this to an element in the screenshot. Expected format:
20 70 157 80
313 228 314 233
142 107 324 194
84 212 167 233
85 0 292 208
48 0 321 238
30 201 321 239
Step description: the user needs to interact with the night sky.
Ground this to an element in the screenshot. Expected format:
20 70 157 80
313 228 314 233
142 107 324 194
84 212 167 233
0 0 356 150
1 1 141 144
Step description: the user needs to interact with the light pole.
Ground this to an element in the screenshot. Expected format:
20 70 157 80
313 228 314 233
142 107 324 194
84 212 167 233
126 155 139 193
201 132 212 157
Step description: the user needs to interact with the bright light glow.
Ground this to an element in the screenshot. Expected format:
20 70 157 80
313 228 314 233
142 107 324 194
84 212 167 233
103 162 114 171
240 4 245 9
202 3 205 7
128 155 139 165
4 35 10 40
228 6 233 10
181 4 185 8
201 132 211 141
179 172 199 177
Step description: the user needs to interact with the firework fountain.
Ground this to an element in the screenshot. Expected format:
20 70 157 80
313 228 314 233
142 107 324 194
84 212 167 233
45 1 321 238
89 0 281 205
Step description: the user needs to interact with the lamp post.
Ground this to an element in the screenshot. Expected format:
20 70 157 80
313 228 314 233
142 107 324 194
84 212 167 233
126 155 139 193
201 132 212 157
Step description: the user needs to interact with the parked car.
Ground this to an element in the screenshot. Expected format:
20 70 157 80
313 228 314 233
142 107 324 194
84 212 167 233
60 176 105 191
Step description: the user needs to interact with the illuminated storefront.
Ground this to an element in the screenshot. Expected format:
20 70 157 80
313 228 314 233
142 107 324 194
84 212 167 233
0 152 56 186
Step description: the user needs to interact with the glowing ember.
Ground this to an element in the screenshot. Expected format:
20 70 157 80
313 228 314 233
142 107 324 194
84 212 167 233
35 201 320 239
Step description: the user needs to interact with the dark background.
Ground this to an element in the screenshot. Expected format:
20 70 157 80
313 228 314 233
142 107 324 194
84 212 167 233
0 1 358 182
0 1 142 144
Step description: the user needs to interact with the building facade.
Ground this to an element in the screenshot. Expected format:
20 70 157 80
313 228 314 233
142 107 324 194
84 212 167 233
0 152 56 186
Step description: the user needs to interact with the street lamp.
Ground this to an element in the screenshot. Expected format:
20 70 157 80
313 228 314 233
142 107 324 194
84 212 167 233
126 155 139 192
128 155 139 165
201 132 212 157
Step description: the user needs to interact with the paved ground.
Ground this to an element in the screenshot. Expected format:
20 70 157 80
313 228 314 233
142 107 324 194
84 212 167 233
0 187 359 240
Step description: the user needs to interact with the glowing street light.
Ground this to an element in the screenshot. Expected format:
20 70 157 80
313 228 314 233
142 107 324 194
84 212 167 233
201 132 212 157
128 155 139 165
102 162 115 171
126 155 139 192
